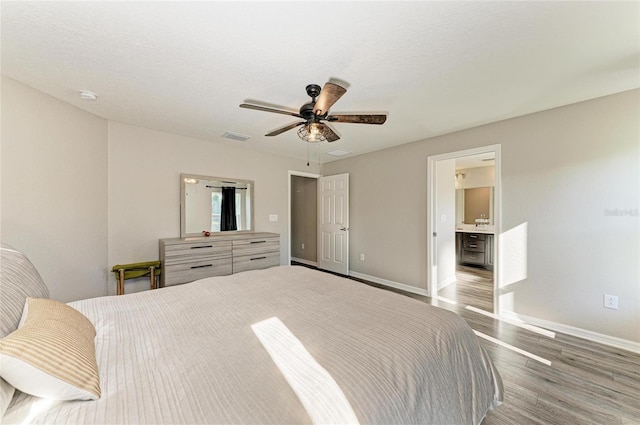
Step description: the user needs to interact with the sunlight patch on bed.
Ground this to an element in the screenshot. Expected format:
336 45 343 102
252 317 359 425
473 330 552 366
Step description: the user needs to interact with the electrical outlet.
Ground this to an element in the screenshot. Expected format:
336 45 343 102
360 253 365 261
604 294 618 310
301 243 305 250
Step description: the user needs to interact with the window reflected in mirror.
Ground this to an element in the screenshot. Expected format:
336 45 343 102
181 174 253 237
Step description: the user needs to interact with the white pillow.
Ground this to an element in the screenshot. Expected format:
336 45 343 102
0 298 100 401
0 378 15 417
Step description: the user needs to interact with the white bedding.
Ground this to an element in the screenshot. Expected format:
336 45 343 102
3 265 502 424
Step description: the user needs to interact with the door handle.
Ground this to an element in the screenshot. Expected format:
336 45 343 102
340 227 349 231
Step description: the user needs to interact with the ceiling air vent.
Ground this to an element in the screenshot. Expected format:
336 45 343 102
326 149 351 157
222 131 250 142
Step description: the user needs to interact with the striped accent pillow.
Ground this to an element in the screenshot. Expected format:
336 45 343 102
0 298 101 400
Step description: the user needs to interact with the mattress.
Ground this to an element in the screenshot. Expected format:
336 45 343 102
3 265 502 424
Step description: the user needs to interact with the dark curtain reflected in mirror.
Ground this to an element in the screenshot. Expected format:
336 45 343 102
221 187 237 231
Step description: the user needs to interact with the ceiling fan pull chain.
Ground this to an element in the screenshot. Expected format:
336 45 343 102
307 142 310 167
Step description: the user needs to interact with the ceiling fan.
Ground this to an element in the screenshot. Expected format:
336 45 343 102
239 82 386 143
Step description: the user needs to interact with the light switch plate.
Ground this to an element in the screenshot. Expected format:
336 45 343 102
269 214 278 222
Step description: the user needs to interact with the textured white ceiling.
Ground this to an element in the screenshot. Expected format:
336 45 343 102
2 1 639 163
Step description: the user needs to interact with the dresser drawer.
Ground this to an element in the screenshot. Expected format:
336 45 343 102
463 240 485 252
163 241 232 265
164 257 232 286
463 233 486 242
232 237 280 257
462 251 485 265
160 233 280 287
233 252 280 274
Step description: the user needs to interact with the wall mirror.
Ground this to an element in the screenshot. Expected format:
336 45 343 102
456 187 494 224
180 174 254 237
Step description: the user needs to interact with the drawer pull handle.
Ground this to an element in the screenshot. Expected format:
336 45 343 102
469 235 477 238
469 244 477 248
250 256 267 261
191 264 213 269
191 245 213 249
250 240 266 244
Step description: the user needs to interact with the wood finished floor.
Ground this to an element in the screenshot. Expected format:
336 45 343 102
438 265 494 312
291 262 640 425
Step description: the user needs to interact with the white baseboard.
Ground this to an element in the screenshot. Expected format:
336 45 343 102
291 257 318 267
349 271 428 297
437 276 457 290
501 310 640 355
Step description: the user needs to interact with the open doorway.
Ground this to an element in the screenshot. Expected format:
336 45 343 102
289 171 320 267
288 171 350 276
427 145 501 314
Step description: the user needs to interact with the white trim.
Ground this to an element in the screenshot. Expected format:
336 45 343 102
437 276 457 290
501 310 640 355
426 144 502 315
435 296 458 305
291 257 318 267
349 271 428 297
288 170 322 179
287 170 321 266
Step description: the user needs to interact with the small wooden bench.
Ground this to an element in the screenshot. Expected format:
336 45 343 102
111 261 161 295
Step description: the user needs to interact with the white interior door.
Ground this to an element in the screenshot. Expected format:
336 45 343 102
317 173 349 275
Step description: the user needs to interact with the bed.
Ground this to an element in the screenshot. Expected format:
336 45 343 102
1 244 502 424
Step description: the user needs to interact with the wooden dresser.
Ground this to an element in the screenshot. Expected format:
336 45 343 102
159 232 280 287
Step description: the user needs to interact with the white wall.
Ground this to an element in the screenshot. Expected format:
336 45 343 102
436 159 456 289
323 89 640 344
1 77 109 302
455 165 495 189
107 121 318 294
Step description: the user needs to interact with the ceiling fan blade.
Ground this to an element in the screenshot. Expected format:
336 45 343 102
265 121 305 137
313 83 347 116
322 124 341 142
327 114 387 125
240 103 303 118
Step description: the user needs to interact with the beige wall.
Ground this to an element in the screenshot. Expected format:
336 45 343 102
291 176 317 262
108 122 319 294
323 89 640 344
1 76 109 302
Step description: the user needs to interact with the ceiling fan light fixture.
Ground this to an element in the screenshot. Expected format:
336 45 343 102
297 122 326 143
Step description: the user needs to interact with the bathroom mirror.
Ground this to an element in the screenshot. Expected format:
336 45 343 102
180 174 254 237
456 187 494 225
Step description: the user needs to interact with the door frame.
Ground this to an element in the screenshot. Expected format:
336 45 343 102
426 144 502 314
288 170 321 266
